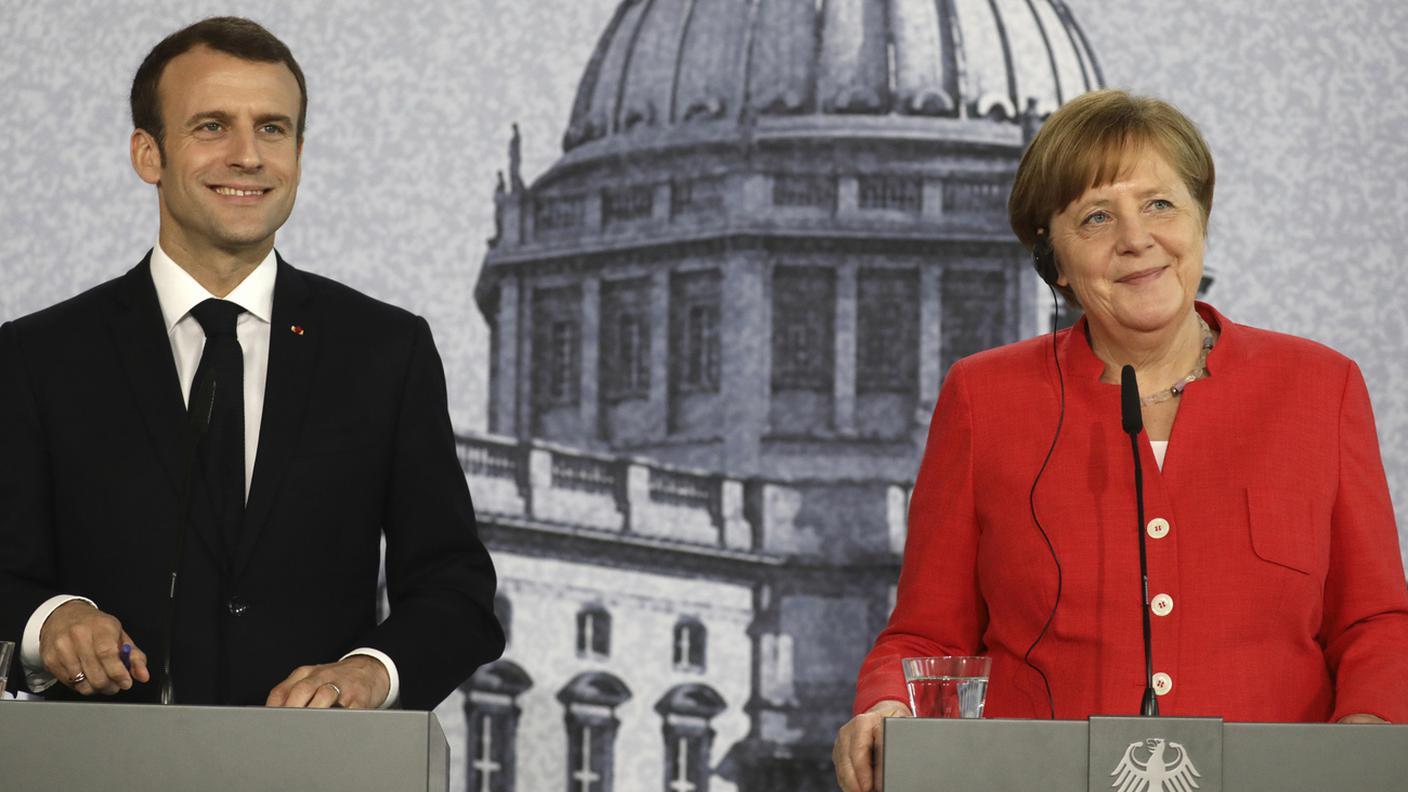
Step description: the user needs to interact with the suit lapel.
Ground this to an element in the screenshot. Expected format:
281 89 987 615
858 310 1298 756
107 253 224 563
238 257 317 579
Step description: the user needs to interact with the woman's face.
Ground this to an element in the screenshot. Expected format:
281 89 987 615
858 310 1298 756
1049 149 1205 337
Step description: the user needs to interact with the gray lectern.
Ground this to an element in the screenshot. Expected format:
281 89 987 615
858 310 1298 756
0 700 449 791
885 716 1408 792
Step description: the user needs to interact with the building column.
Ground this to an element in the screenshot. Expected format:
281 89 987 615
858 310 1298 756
580 277 601 442
649 270 670 441
741 174 770 216
722 253 768 475
833 261 858 435
516 281 535 439
922 177 945 223
492 275 520 436
918 265 942 414
836 175 859 220
653 183 672 222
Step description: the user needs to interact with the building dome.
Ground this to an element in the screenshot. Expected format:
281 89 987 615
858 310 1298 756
564 0 1103 151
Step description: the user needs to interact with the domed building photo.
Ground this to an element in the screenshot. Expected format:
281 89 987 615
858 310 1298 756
455 1 1104 790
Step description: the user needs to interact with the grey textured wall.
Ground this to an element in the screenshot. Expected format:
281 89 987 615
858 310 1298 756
3 0 1405 681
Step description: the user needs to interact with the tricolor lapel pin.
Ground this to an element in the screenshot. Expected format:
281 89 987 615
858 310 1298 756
290 324 305 336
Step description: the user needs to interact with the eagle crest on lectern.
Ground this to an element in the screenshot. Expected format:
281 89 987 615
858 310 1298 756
1110 737 1202 792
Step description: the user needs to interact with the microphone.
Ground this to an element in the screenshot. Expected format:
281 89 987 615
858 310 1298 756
1120 365 1159 717
161 375 217 705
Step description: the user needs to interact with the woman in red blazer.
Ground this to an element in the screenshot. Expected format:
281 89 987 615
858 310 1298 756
833 90 1408 792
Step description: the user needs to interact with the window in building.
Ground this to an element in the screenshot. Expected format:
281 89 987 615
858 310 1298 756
549 321 579 403
857 270 918 393
601 279 651 402
576 606 612 659
463 660 533 792
942 179 1008 215
771 266 835 392
671 176 726 218
670 271 722 394
655 684 727 792
941 268 1009 377
536 194 587 232
672 619 706 672
772 173 836 210
559 673 633 792
602 185 654 226
858 175 923 213
684 305 719 390
532 287 582 409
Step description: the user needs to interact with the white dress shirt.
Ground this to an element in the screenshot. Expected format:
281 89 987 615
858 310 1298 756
21 243 399 707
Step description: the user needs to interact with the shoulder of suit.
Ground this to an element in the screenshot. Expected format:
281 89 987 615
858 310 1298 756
950 332 1056 383
1223 319 1355 374
3 273 127 335
286 265 423 333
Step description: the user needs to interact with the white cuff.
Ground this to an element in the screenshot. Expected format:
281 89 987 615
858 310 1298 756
22 595 97 693
341 647 399 709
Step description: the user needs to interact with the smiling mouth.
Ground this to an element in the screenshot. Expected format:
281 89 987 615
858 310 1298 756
210 186 269 197
1117 267 1166 284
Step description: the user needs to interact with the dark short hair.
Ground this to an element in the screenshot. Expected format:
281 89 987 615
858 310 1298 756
131 16 307 155
1008 89 1215 305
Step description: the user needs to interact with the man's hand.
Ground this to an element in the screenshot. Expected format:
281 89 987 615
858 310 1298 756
1338 713 1390 724
833 699 913 792
266 655 391 709
39 600 150 695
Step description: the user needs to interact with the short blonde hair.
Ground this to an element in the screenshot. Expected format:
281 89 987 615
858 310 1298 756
1008 90 1215 300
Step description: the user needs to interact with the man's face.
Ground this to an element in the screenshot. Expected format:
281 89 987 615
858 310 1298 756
132 45 302 261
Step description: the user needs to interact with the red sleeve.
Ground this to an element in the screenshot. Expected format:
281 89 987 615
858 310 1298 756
852 360 988 715
1321 361 1408 723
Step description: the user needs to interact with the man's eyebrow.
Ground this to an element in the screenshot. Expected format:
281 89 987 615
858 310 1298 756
181 110 295 128
184 110 234 127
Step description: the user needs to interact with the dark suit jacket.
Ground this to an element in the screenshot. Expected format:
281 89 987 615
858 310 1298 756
0 253 503 708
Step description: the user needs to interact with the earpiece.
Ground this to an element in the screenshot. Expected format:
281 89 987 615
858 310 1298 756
1032 229 1059 288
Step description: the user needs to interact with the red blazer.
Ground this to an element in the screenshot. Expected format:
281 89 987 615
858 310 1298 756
855 304 1408 722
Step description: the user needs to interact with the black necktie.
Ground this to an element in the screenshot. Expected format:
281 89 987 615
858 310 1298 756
189 299 246 558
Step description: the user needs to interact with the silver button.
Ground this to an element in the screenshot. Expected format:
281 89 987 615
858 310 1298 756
1147 517 1170 539
1151 593 1174 617
1153 672 1173 696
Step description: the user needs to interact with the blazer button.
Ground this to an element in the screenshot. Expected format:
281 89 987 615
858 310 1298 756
1150 593 1174 617
1146 518 1170 539
227 597 249 616
1152 672 1173 696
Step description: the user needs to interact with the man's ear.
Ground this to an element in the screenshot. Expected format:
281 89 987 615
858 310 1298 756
131 129 162 186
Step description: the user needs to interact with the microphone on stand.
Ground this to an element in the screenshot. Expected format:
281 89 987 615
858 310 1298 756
1120 365 1159 717
161 375 216 705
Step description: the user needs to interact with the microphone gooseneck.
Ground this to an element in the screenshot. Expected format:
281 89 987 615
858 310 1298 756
1120 366 1159 717
161 375 217 705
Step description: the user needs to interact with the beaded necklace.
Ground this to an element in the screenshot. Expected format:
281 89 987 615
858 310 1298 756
1139 315 1215 406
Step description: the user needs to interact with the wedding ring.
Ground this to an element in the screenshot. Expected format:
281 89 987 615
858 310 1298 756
70 671 87 685
323 682 342 701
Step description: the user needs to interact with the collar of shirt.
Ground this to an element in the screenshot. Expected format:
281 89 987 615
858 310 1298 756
149 242 277 332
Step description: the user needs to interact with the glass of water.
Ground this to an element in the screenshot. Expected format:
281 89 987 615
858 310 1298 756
0 640 15 698
901 655 991 718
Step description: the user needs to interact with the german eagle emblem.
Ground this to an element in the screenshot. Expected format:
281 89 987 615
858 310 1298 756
1110 737 1202 792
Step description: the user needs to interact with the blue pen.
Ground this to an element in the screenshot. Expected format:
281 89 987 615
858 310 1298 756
120 643 132 672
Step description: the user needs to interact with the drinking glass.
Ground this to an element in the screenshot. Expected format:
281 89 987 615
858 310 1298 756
0 640 15 698
901 655 991 718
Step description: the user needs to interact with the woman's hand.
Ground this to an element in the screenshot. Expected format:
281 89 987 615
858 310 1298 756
1338 713 1389 724
833 699 913 792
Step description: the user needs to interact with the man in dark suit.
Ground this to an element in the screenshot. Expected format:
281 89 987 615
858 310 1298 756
0 17 503 709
